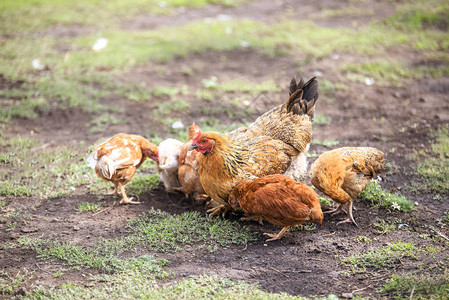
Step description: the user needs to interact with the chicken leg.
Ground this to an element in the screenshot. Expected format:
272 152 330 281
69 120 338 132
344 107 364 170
323 203 347 215
264 226 290 242
335 200 358 227
206 204 231 217
108 183 119 196
118 184 140 205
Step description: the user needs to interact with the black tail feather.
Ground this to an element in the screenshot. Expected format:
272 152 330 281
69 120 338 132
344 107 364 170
286 76 319 119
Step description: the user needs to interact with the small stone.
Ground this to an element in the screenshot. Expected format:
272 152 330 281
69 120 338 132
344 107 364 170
0 217 7 224
10 233 21 240
21 227 38 233
73 226 80 231
341 292 353 298
419 97 426 102
50 218 59 223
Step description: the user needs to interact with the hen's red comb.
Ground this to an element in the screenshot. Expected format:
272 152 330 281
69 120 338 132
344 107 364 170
192 130 202 144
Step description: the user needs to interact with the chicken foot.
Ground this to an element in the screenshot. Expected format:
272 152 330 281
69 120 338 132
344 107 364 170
323 203 347 215
118 184 140 205
335 200 358 227
264 226 291 242
206 204 231 217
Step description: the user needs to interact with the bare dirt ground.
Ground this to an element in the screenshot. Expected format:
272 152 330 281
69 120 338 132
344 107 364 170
2 0 449 299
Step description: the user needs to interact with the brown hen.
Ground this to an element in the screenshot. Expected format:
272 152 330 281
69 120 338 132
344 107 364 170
88 134 159 205
189 77 319 216
229 174 323 241
309 147 385 226
177 123 208 202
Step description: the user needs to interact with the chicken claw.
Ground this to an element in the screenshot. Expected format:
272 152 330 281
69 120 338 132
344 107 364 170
324 203 347 215
336 200 358 227
207 204 231 217
118 185 140 205
263 226 290 242
119 197 141 205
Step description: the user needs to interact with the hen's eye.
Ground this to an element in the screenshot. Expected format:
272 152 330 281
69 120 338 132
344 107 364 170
202 139 207 143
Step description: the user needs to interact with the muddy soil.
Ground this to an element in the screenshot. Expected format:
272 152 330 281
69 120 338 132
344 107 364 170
1 0 449 299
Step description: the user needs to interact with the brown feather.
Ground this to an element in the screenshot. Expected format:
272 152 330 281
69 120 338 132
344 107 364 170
310 147 385 205
230 174 323 228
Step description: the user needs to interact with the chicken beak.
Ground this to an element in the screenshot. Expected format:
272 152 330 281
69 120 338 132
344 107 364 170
188 144 198 151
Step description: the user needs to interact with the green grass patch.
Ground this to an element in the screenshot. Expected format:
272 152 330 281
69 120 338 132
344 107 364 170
356 236 372 243
313 113 332 125
2 0 448 124
88 113 127 133
319 5 374 18
0 133 158 199
127 173 161 194
413 125 449 194
0 135 99 198
128 208 258 252
373 220 397 235
25 274 310 300
380 271 449 300
0 181 33 197
342 242 419 272
154 99 191 116
0 269 33 297
0 0 250 35
14 236 168 274
318 196 331 207
386 1 449 31
76 201 104 213
360 181 416 212
342 60 411 86
311 139 339 147
343 59 449 87
0 97 49 123
216 79 280 95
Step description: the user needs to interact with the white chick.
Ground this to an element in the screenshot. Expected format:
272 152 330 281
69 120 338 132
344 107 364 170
157 138 184 192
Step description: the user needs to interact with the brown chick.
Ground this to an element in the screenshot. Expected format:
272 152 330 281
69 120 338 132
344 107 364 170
228 174 323 242
309 147 385 227
177 123 208 203
88 134 159 205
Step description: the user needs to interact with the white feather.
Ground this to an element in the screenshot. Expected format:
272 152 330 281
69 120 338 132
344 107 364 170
157 138 184 191
87 152 97 169
98 156 116 179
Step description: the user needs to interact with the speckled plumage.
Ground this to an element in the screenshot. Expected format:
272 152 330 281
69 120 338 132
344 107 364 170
192 77 319 214
309 147 385 226
89 134 159 204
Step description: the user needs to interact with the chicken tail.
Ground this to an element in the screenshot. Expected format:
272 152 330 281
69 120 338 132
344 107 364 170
286 77 319 119
97 156 116 179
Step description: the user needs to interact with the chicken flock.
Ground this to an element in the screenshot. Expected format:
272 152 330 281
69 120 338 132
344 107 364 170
88 76 385 241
